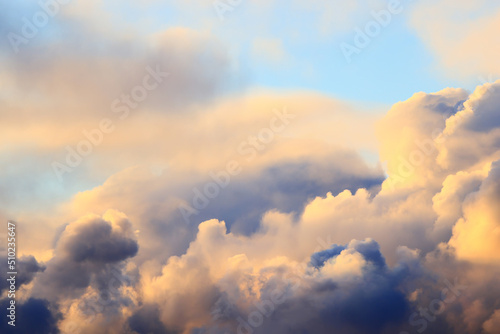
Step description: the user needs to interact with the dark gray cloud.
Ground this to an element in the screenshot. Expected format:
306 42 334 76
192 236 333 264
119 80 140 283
264 240 409 334
60 218 138 263
32 213 138 301
0 255 44 295
0 298 62 334
128 304 179 334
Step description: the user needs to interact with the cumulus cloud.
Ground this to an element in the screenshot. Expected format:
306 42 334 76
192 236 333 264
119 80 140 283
3 2 500 332
8 211 140 334
3 80 498 332
448 161 500 264
31 211 137 300
143 80 500 333
3 78 500 333
137 225 429 333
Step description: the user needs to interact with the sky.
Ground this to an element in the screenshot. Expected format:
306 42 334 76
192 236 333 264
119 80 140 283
1 0 500 333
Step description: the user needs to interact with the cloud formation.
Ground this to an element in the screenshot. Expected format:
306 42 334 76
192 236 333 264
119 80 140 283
4 77 500 334
31 211 138 302
2 2 500 333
